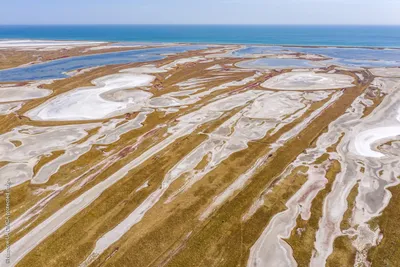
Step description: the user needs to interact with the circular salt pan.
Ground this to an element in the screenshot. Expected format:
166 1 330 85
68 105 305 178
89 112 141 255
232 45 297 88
261 72 355 90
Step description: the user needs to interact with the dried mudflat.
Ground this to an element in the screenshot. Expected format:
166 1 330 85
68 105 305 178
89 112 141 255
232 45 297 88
0 43 399 267
26 73 155 121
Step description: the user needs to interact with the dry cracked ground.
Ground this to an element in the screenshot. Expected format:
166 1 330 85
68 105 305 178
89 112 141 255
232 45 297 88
0 41 399 267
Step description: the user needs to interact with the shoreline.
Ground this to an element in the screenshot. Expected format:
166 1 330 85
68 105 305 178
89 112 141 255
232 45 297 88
1 38 400 50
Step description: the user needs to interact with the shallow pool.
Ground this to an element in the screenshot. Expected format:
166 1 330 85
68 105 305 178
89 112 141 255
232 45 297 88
0 45 207 82
332 58 400 68
232 46 292 57
287 46 400 67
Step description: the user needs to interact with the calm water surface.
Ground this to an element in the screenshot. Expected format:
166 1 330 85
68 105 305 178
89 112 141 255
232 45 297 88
0 45 206 81
1 25 400 47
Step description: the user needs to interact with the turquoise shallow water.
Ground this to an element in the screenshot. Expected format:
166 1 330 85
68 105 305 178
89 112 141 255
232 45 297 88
1 25 400 47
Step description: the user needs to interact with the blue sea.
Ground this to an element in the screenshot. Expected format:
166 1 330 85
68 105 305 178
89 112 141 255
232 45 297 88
1 25 400 48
